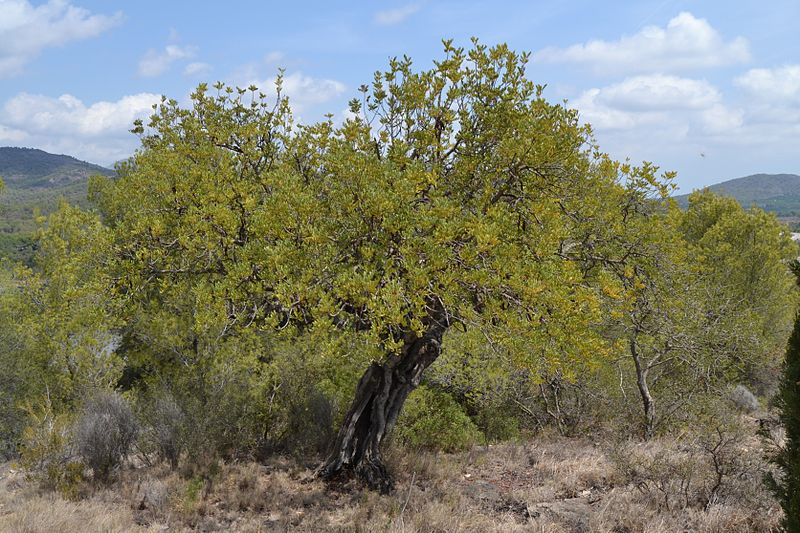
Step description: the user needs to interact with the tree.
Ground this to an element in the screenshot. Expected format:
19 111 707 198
91 41 668 491
679 191 797 384
613 191 796 439
0 201 121 456
771 272 800 530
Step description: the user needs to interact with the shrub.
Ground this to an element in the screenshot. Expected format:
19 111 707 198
73 391 138 482
729 384 760 413
474 405 520 443
137 393 185 469
18 395 86 498
395 386 483 452
274 388 335 458
612 419 771 512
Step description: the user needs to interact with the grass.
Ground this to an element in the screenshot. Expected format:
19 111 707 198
0 420 782 532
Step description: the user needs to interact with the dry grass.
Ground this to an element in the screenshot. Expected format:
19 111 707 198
0 463 163 532
0 429 783 532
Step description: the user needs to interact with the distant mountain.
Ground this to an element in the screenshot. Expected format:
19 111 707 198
0 147 116 263
0 146 114 189
674 173 800 215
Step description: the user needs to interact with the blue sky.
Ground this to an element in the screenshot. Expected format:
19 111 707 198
1 0 798 191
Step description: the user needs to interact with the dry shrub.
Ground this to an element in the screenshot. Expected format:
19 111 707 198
136 393 185 470
729 384 760 413
73 391 138 482
611 420 774 514
272 388 336 459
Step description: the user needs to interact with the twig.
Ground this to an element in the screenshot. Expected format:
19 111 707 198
400 471 416 518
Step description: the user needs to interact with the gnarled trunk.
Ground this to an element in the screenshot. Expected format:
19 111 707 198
317 314 447 493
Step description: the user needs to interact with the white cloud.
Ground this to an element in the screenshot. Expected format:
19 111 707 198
4 92 159 136
247 72 346 114
1 91 160 164
700 104 744 134
264 51 284 64
0 124 28 142
592 75 721 112
183 61 211 77
735 65 800 103
564 72 800 189
138 44 195 77
0 0 122 77
573 74 742 136
537 12 749 74
374 4 420 26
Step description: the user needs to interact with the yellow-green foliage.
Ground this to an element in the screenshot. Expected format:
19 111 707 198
395 386 483 452
1 203 122 409
19 397 86 499
89 42 668 399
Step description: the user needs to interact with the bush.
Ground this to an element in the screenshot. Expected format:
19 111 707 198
729 384 760 413
273 388 335 458
395 386 483 452
19 395 87 499
474 405 520 443
137 393 185 469
73 391 138 482
612 419 771 512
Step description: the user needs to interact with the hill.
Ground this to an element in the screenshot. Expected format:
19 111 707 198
674 173 800 215
0 147 114 188
0 147 115 263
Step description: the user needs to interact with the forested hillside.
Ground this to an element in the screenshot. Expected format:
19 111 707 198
0 147 115 263
0 43 796 531
674 173 800 216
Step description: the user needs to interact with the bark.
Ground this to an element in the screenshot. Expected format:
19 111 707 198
631 337 656 440
317 309 448 493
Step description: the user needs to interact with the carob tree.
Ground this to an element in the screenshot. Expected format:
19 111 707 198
93 40 667 491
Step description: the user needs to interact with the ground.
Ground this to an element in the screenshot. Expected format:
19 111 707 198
0 432 783 532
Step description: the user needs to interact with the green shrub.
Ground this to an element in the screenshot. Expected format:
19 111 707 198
395 386 483 452
19 396 86 498
474 405 520 443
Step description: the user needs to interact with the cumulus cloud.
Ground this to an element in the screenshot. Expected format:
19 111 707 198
536 12 749 75
573 74 742 136
735 65 800 103
183 61 211 77
374 4 420 26
4 92 159 135
138 44 196 77
0 0 122 77
589 75 721 112
0 91 160 164
0 124 28 142
246 72 346 115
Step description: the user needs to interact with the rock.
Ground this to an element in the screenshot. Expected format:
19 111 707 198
530 498 591 532
463 481 502 504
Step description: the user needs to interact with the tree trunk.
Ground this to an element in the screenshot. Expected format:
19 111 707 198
317 312 448 493
631 337 656 440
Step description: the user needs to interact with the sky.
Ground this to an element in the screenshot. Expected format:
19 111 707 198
0 0 798 192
